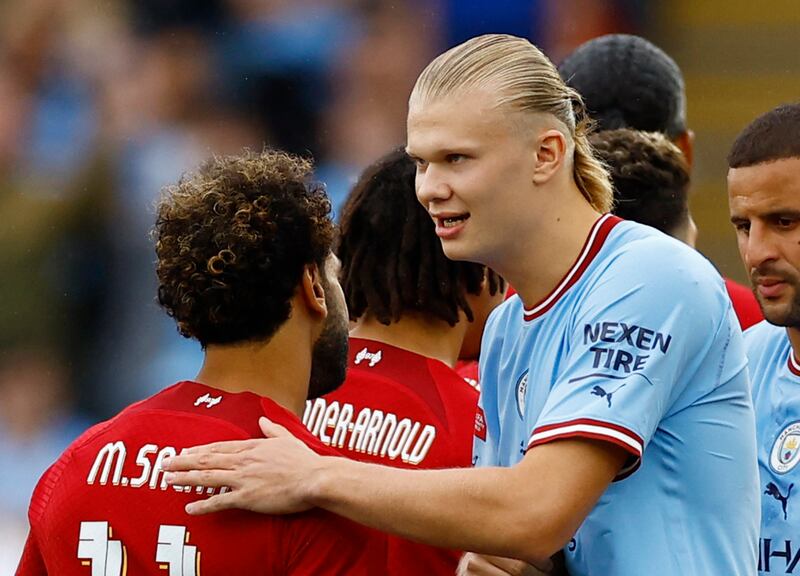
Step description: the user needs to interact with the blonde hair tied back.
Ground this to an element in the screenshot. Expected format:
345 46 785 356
411 34 613 213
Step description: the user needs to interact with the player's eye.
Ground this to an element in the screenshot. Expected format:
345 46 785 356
446 154 466 164
776 217 797 229
733 221 750 234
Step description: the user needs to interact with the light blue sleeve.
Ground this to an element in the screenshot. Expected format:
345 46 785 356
528 241 730 474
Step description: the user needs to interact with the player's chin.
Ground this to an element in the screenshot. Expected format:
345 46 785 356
440 241 479 263
761 299 799 327
439 232 485 261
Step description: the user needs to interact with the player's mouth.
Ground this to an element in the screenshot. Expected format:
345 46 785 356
755 278 789 299
433 213 470 239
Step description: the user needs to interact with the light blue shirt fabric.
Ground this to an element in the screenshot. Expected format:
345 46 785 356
745 320 800 574
475 215 759 575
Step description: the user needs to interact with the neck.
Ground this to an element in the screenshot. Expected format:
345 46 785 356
194 324 312 417
495 181 602 310
350 313 467 368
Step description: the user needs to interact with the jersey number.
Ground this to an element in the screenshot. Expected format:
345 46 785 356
78 521 200 575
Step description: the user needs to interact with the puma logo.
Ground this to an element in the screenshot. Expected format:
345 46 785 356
766 481 794 520
590 383 626 408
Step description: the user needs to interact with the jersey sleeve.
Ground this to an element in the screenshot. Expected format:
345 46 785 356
528 242 731 478
15 531 47 575
16 452 70 576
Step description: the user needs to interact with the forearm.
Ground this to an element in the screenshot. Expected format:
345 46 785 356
162 423 624 564
308 457 561 565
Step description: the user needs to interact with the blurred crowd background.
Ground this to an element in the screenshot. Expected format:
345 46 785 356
1 0 798 571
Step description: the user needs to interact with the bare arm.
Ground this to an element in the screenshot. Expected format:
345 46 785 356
162 417 627 566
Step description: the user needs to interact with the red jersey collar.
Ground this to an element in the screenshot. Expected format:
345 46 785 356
523 214 622 322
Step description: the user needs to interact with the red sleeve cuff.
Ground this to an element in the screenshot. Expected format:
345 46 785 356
527 418 643 481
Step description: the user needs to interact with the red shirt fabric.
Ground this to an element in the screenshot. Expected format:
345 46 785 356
17 381 386 575
724 277 763 330
455 360 480 390
304 337 479 575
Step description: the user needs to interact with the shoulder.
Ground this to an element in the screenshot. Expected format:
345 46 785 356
27 417 113 524
606 221 721 285
743 320 787 362
426 358 480 404
743 318 782 341
585 222 728 318
264 399 343 456
484 294 523 334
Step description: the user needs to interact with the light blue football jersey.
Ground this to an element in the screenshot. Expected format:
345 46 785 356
745 320 800 574
475 215 759 576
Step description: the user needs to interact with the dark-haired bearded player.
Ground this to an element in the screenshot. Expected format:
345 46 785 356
16 150 386 575
303 148 504 574
728 103 800 575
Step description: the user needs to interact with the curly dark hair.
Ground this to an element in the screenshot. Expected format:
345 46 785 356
728 103 800 168
590 129 690 236
558 34 687 139
154 149 335 347
336 148 503 327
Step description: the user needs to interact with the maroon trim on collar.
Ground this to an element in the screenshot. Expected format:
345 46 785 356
788 352 800 377
523 214 622 322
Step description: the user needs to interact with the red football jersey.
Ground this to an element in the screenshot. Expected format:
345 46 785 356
17 381 386 575
724 277 763 330
303 337 479 575
455 360 480 390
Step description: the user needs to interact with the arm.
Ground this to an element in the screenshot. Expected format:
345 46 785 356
163 417 626 566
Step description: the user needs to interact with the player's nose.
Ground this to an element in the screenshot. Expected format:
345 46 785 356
744 222 780 269
415 164 453 208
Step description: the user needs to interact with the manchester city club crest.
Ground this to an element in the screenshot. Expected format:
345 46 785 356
770 422 800 474
516 370 529 420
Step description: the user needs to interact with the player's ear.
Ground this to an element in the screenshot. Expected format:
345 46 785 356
532 129 568 185
673 129 694 170
300 263 328 318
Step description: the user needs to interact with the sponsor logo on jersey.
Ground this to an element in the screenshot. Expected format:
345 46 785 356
303 398 435 465
759 537 800 573
194 393 222 409
590 383 626 408
515 370 529 419
766 481 794 521
354 347 382 367
771 422 800 474
474 407 487 441
582 321 672 376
